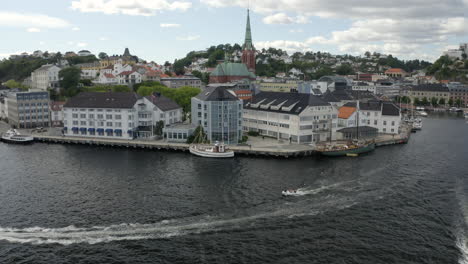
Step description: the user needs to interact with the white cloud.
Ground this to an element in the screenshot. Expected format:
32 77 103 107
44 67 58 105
77 42 88 47
262 13 309 24
255 40 310 53
27 27 41 33
289 29 304 33
176 35 200 41
99 37 108 41
160 23 181 28
0 12 70 29
72 27 80 31
71 0 192 16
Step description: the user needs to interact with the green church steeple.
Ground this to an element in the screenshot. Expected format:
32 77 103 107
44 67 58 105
243 9 254 50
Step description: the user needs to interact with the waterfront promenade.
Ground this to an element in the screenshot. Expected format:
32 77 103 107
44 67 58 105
0 121 410 158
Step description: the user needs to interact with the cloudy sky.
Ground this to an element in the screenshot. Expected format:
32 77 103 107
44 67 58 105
1 0 468 63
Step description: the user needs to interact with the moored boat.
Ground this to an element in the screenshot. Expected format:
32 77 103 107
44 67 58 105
189 142 234 158
317 141 375 157
1 129 34 144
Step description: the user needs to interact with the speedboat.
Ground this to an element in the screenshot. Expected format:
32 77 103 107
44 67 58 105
419 111 428 117
412 120 422 131
282 189 302 196
1 129 34 144
189 142 234 158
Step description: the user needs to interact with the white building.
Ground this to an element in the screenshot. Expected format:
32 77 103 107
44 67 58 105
63 92 182 139
342 101 401 134
243 92 338 144
94 73 118 85
161 76 202 89
31 64 61 91
443 49 463 60
5 90 50 128
352 82 376 94
117 71 142 86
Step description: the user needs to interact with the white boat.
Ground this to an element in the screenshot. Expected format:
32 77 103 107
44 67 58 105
1 129 34 144
189 142 234 158
419 111 428 117
464 111 468 119
412 120 422 131
282 189 303 196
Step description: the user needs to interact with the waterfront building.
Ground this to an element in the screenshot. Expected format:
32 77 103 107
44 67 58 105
404 84 450 105
447 82 468 107
343 101 401 134
163 123 197 143
375 81 400 97
63 92 182 139
317 76 350 91
160 76 202 89
259 81 299 93
191 86 243 144
50 101 65 127
31 64 61 91
6 90 50 128
243 92 338 144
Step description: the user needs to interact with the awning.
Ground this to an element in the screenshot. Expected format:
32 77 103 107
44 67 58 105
80 127 87 132
127 130 133 134
72 127 79 131
97 128 104 132
105 128 113 133
114 129 122 133
88 128 95 132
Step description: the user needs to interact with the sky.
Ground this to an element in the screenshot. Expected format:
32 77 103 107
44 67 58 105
1 0 468 63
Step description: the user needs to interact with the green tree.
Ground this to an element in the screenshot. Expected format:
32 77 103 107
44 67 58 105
448 98 454 106
59 67 81 90
98 52 108 59
188 125 208 144
4 79 28 90
136 86 155 96
336 64 354 75
455 98 462 107
431 97 438 107
421 97 429 105
438 98 445 106
414 97 421 105
154 120 164 138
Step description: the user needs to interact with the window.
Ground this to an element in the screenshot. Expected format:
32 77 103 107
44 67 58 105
198 104 201 110
73 121 78 125
80 121 86 126
97 114 103 119
106 122 112 127
89 121 94 126
374 120 378 125
383 121 387 126
391 121 395 126
115 115 121 120
98 121 104 126
383 128 386 132
72 114 78 118
106 114 112 119
89 114 94 119
80 114 86 118
115 122 122 127
198 112 201 117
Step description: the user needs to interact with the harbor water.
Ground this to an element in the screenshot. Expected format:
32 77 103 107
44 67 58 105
0 114 467 263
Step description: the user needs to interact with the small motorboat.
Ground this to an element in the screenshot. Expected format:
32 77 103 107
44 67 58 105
419 111 428 117
1 129 34 144
281 189 303 196
189 142 234 158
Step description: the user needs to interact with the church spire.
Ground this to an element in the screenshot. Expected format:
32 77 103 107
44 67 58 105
243 9 253 50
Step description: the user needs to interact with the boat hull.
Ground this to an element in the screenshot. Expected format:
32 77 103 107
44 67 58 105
189 147 234 158
319 143 375 157
1 137 34 144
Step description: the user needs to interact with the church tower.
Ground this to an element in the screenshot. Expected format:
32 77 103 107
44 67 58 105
241 9 256 73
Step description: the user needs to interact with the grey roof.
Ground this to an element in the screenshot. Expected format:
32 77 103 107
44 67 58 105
146 93 181 111
34 64 59 72
322 90 376 103
344 100 400 116
318 75 350 84
244 92 330 115
64 92 140 109
195 86 239 101
412 84 449 92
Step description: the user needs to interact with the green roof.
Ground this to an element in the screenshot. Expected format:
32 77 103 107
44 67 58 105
211 62 255 78
243 9 254 50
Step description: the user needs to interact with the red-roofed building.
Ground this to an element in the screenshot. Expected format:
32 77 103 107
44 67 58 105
337 106 357 128
385 68 408 78
117 71 142 85
234 90 253 100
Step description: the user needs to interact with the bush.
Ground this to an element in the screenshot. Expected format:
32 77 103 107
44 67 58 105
247 131 259 137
